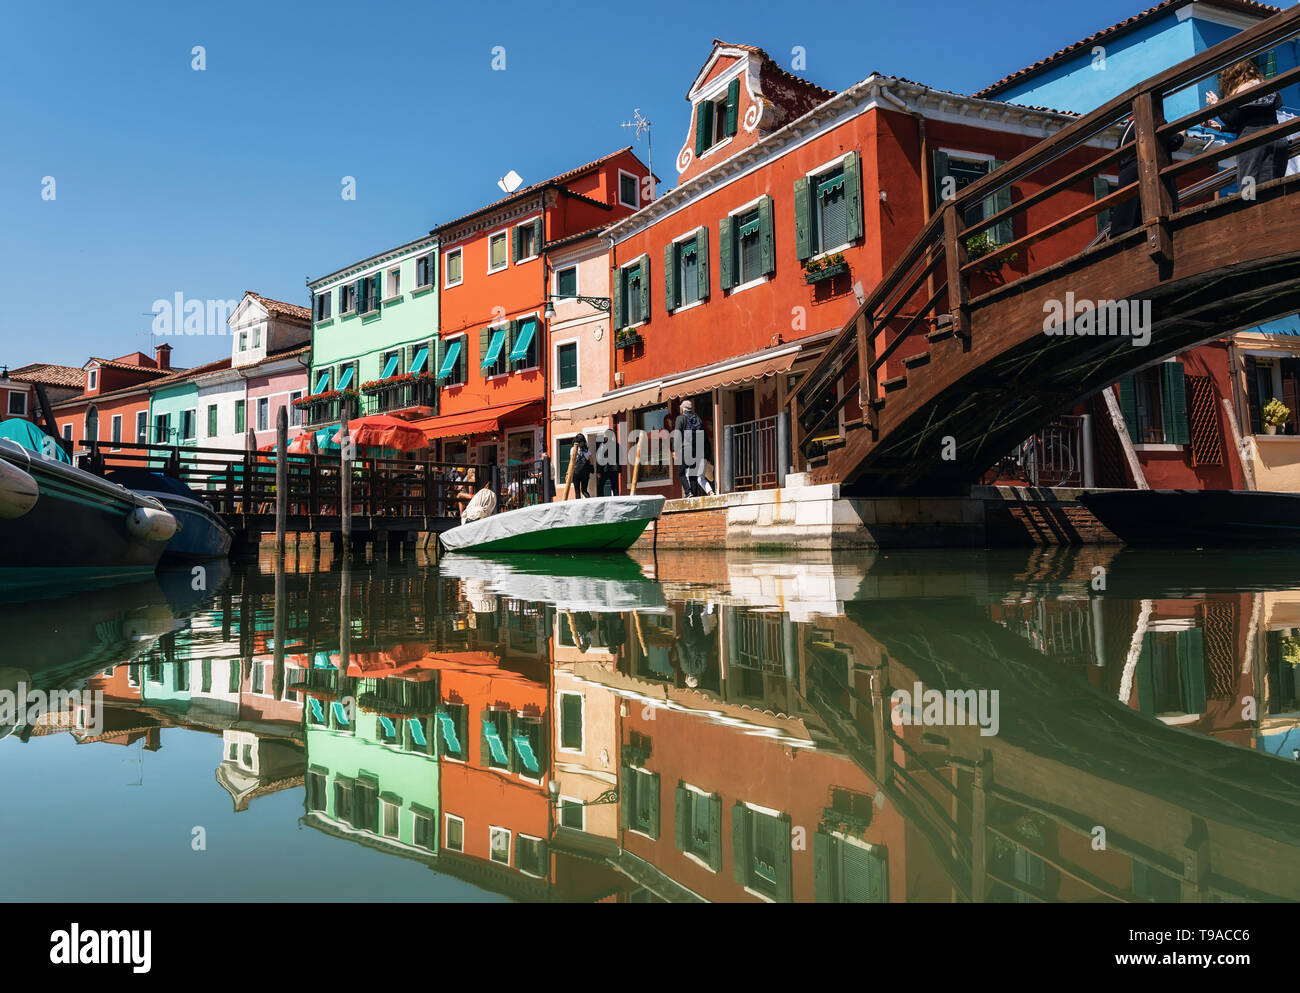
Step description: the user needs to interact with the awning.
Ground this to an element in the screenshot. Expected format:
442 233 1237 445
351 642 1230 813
337 366 355 390
565 383 664 421
409 346 429 374
313 370 330 393
437 340 462 380
481 328 507 370
380 353 400 379
659 349 798 404
408 399 541 442
509 317 537 363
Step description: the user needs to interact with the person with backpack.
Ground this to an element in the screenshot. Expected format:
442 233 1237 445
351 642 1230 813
594 426 621 498
569 433 593 498
672 400 709 498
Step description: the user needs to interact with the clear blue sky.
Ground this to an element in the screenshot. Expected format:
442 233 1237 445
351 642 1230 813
0 0 1266 370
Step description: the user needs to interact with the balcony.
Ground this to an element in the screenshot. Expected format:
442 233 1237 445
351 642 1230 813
362 375 439 416
297 392 360 428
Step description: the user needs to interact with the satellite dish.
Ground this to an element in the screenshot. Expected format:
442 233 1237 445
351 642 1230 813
497 170 523 194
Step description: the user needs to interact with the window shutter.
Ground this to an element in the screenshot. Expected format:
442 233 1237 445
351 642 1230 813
695 101 713 157
1162 362 1190 445
1093 176 1113 235
480 713 492 768
480 326 492 371
1177 628 1207 714
813 832 833 902
774 813 794 902
867 847 889 903
843 151 864 243
695 226 710 301
725 78 740 136
793 177 812 261
620 767 634 830
505 320 516 370
731 803 751 885
932 150 952 210
719 215 736 289
645 771 660 840
759 195 775 275
664 243 678 312
987 160 1013 245
533 217 544 253
353 278 363 312
1244 356 1262 434
638 254 651 324
674 785 688 851
1116 377 1139 440
612 270 625 329
707 793 723 872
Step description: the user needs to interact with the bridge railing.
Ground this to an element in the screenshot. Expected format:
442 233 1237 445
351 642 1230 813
791 4 1300 468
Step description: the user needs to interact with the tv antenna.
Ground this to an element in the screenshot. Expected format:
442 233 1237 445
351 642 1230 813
621 109 653 200
497 170 523 194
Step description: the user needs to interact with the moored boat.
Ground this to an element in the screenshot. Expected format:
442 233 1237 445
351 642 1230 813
439 494 665 554
1079 489 1300 545
105 468 233 562
0 431 177 587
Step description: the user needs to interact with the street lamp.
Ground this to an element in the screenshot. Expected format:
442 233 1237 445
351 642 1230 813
543 295 610 321
546 778 618 806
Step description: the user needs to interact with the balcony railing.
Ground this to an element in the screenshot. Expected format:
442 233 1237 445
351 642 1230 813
363 379 439 416
300 394 360 428
722 413 790 492
986 415 1091 488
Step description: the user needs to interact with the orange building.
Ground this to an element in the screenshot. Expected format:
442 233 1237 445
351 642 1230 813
420 149 651 472
52 345 177 452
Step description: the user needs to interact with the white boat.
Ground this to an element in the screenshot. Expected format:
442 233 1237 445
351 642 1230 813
439 495 665 554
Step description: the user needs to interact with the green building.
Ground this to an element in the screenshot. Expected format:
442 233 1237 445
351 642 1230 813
303 235 440 427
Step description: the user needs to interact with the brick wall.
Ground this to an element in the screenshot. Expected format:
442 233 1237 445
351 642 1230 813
984 500 1120 546
634 505 728 548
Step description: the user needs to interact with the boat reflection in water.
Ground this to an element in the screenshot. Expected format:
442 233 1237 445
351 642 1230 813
2 544 1299 902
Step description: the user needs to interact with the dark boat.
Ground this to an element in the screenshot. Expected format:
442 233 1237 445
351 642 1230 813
105 468 233 562
1079 488 1300 545
0 425 177 589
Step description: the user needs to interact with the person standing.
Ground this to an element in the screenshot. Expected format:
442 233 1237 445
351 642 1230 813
569 433 593 498
672 400 708 498
1206 60 1289 190
595 426 621 498
1109 117 1184 238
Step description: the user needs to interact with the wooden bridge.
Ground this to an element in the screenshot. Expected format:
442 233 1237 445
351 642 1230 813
792 6 1300 494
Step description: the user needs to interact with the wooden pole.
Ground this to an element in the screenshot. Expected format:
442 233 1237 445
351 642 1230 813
561 440 576 501
310 434 322 553
275 405 288 553
630 433 643 495
339 415 352 548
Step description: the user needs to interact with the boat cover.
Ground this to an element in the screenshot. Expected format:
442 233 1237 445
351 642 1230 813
440 494 665 554
440 549 669 613
0 419 71 464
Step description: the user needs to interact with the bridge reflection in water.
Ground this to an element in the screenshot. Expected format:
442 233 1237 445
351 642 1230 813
2 546 1298 902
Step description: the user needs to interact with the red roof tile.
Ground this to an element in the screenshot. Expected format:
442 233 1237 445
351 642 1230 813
6 363 86 389
246 291 311 322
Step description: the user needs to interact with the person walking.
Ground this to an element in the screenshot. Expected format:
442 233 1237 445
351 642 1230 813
569 433 593 498
595 427 621 497
1206 60 1289 191
672 400 708 498
1109 117 1185 238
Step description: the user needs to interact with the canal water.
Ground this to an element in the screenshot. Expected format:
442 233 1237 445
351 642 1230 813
2 545 1298 903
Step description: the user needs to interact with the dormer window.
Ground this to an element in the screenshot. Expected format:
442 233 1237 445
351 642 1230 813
87 369 98 391
314 290 332 322
694 78 740 158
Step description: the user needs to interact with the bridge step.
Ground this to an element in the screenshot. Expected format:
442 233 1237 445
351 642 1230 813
882 374 908 392
926 326 956 344
901 351 931 370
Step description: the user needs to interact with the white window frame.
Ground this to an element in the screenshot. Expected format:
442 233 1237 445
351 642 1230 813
7 391 27 417
553 263 579 299
553 339 580 394
514 217 541 264
87 369 98 391
238 332 248 352
256 397 270 432
110 414 123 449
488 825 512 866
487 229 510 274
557 795 586 832
289 392 303 427
135 411 147 444
617 168 641 209
512 311 542 373
442 332 468 387
339 282 357 315
385 266 401 301
672 227 706 313
414 252 435 291
380 798 401 838
444 247 464 288
314 290 332 323
621 259 649 330
728 195 771 294
516 833 547 878
556 690 585 753
803 154 860 261
484 322 511 381
63 423 73 443
182 407 197 442
681 783 720 873
444 813 465 852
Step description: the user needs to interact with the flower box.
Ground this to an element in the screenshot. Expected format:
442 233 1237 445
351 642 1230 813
616 332 644 349
804 261 849 284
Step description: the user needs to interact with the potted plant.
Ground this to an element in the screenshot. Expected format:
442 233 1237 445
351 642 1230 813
1263 398 1291 435
803 252 849 284
1281 634 1300 668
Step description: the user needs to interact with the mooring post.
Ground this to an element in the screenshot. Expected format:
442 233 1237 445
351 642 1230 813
275 405 288 554
339 415 352 551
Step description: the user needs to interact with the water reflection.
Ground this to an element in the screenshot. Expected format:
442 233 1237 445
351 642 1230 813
2 545 1299 902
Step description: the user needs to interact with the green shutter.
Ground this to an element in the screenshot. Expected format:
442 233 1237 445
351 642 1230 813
664 243 678 312
1136 632 1157 715
725 78 740 136
480 713 492 768
639 254 651 324
613 269 625 329
794 176 812 261
533 217 544 253
696 226 710 300
620 767 634 830
1093 176 1113 235
646 771 660 840
932 150 952 210
1177 628 1207 714
511 225 521 263
480 326 492 372
759 195 775 275
867 847 889 903
731 803 751 884
707 793 723 872
987 159 1013 245
674 785 689 852
1117 377 1138 441
695 101 713 157
719 215 736 289
1162 361 1189 445
843 151 864 244
813 832 833 902
774 813 794 902
505 320 516 369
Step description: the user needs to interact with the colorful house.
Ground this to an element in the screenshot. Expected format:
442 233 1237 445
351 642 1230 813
53 346 178 452
0 363 82 432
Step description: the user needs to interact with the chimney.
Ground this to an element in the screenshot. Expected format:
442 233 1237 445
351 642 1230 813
155 343 172 371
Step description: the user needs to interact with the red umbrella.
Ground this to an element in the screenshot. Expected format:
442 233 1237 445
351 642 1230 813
334 415 429 453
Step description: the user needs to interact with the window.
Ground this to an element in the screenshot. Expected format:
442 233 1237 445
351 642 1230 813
110 415 122 446
489 232 508 272
1093 176 1119 235
489 826 511 865
314 290 332 322
377 714 399 746
352 778 379 832
64 423 73 443
620 171 640 208
438 336 467 387
481 324 509 378
632 403 671 483
509 317 538 370
814 834 888 903
415 252 435 289
239 333 248 352
616 258 649 329
1117 363 1188 446
437 703 468 760
693 78 740 157
516 835 547 877
256 397 269 432
153 412 171 444
721 199 773 291
675 785 722 870
306 769 328 812
559 799 585 831
333 780 354 825
359 275 379 314
289 392 303 427
386 267 400 299
814 169 848 254
481 708 512 770
7 392 26 416
555 341 579 392
252 327 261 349
445 814 465 852
1135 627 1207 717
207 404 218 438
380 798 400 838
666 229 708 311
514 219 540 262
558 691 584 751
380 351 401 380
511 716 543 778
622 766 660 838
234 399 246 435
1245 355 1300 436
555 265 578 298
135 411 147 444
739 208 763 284
340 283 357 314
733 804 793 900
1256 50 1279 79
413 809 435 851
794 153 865 262
87 369 98 391
932 151 1011 245
445 248 463 286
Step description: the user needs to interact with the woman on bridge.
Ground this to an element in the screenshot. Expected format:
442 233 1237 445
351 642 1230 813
1206 60 1289 191
1110 120 1185 238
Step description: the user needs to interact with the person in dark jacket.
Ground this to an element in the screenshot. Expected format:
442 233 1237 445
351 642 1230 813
594 427 621 498
1206 60 1289 191
569 433 592 498
1109 117 1185 238
672 400 707 497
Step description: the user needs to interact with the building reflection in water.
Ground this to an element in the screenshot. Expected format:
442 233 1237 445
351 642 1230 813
7 545 1300 902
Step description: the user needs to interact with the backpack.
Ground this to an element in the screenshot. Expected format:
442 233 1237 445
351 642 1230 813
682 411 703 434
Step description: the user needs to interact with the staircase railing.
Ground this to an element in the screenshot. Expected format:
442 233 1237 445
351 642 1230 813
790 4 1300 469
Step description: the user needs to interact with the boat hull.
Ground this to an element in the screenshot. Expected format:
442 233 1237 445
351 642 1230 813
140 491 233 562
1080 489 1300 545
440 495 665 554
